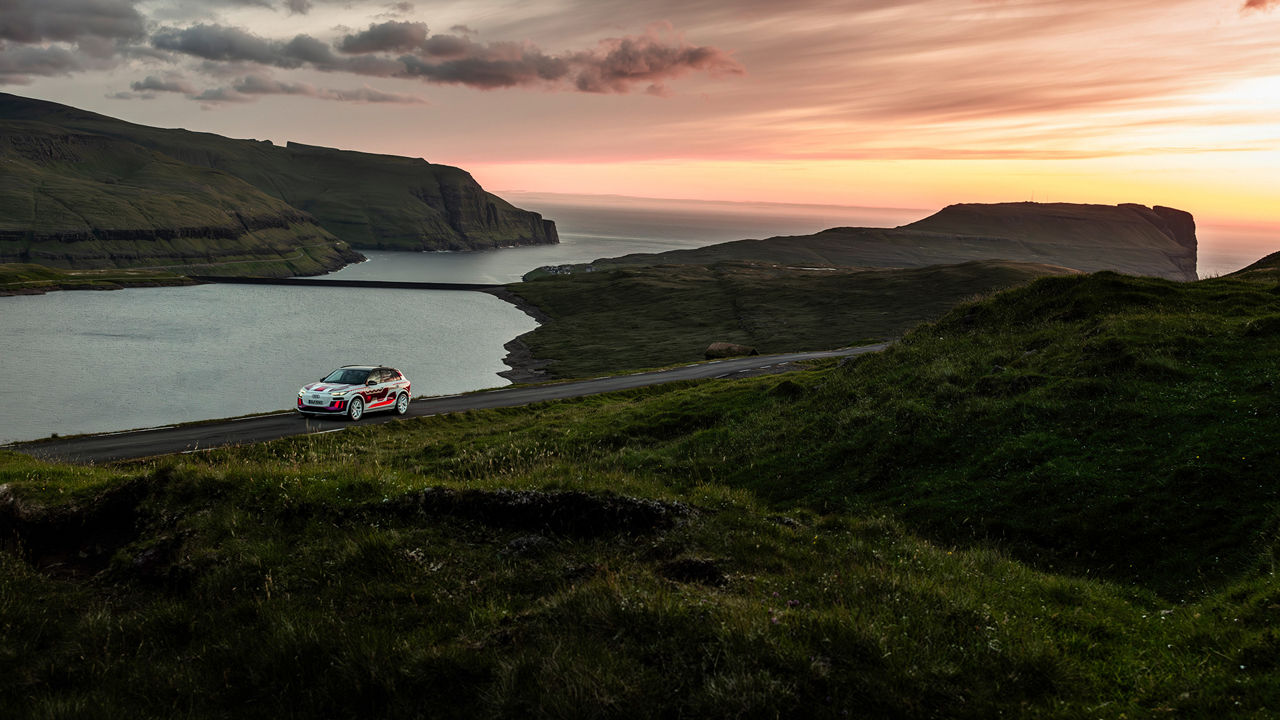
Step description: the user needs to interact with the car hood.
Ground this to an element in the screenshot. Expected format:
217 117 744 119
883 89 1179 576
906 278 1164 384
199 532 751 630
302 382 363 393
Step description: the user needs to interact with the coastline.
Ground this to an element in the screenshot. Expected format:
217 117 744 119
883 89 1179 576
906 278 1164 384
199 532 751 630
483 286 554 384
0 276 200 297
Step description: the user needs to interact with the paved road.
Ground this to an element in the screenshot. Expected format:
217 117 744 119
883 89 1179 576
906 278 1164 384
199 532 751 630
5 344 887 464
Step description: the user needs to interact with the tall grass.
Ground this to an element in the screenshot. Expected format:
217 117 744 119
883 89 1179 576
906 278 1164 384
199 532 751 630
4 271 1280 716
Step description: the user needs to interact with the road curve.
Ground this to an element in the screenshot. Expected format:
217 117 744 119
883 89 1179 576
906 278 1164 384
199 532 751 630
6 344 887 464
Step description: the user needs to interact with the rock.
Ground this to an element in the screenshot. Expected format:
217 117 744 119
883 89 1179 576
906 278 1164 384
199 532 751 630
705 342 759 359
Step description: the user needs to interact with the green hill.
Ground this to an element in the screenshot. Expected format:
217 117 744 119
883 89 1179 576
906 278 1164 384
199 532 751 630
507 259 1080 378
538 201 1196 281
4 268 1280 716
1229 250 1280 280
0 119 361 276
0 93 558 263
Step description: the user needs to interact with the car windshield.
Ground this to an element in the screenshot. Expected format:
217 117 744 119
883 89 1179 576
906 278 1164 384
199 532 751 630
322 369 370 385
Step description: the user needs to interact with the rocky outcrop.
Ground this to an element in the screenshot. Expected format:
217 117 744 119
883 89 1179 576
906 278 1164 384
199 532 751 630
705 342 759 359
0 92 558 253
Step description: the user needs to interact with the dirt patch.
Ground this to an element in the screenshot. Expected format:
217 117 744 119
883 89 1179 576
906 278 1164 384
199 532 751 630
0 480 148 579
377 487 696 537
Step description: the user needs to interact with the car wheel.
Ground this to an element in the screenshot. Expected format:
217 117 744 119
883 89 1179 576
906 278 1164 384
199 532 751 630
394 393 409 415
348 397 364 421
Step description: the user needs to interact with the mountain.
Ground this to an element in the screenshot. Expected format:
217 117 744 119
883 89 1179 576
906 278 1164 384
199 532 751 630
0 118 362 275
0 93 558 273
545 201 1196 281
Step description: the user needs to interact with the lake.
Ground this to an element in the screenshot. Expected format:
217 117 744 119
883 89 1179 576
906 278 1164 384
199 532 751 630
1 194 1272 444
0 285 535 444
1 196 922 444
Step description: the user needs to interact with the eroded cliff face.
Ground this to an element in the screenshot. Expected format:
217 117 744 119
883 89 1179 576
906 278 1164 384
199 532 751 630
900 202 1198 281
0 93 558 253
0 122 362 276
277 142 559 251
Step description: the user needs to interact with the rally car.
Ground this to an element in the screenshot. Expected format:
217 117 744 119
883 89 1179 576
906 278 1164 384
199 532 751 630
297 365 411 420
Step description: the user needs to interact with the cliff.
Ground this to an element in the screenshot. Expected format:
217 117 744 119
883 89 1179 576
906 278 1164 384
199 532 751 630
558 202 1197 282
902 202 1196 280
0 121 361 276
0 92 558 254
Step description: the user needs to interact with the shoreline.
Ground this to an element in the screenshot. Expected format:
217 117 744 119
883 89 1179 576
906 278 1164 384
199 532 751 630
483 286 555 384
0 277 200 297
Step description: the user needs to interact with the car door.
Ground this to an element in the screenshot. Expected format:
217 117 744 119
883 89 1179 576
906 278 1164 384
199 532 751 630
368 369 393 408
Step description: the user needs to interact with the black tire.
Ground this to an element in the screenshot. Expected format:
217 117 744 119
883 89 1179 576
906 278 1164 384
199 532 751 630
348 396 365 421
394 393 409 415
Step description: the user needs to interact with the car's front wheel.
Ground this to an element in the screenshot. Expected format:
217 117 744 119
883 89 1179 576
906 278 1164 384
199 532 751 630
394 393 409 415
348 397 365 421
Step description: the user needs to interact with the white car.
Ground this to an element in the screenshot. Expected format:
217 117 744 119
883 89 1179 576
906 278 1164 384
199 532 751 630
297 365 411 420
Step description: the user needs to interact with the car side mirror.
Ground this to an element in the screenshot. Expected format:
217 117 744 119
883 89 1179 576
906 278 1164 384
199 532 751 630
366 379 377 386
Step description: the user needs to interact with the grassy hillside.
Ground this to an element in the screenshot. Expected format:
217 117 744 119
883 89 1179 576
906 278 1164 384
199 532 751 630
4 269 1280 717
508 259 1079 378
0 120 361 276
0 92 557 252
535 202 1197 281
0 263 196 295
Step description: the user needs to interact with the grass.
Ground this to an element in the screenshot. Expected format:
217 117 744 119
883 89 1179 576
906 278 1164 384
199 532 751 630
508 259 1078 378
4 270 1280 716
0 263 196 294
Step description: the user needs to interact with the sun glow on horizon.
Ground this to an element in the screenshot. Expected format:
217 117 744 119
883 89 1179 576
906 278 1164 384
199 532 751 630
469 153 1280 228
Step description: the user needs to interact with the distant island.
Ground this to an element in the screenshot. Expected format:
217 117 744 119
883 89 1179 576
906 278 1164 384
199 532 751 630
0 93 558 277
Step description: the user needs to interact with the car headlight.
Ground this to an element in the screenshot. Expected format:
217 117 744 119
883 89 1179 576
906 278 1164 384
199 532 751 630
298 389 305 397
331 391 348 397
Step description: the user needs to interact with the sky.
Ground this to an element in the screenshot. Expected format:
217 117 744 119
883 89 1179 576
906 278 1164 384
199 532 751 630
2 0 1279 232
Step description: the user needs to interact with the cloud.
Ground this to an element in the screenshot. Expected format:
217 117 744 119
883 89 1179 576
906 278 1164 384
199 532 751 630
194 71 422 103
283 0 312 14
0 43 83 84
0 0 145 44
398 48 572 89
282 34 336 64
151 24 331 68
338 21 429 54
570 27 743 94
155 19 742 94
131 74 196 94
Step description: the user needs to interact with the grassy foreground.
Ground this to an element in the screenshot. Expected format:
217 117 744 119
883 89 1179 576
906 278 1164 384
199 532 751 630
4 271 1280 717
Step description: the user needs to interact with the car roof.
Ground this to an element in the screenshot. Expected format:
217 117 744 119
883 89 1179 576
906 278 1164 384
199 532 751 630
337 365 395 371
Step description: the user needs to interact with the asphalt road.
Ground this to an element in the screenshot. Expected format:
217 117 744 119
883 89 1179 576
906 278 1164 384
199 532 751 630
5 344 887 464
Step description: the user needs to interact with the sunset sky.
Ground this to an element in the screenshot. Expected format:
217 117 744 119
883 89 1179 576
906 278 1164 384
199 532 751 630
4 0 1279 229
